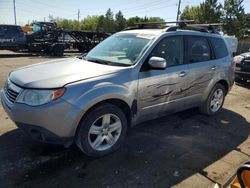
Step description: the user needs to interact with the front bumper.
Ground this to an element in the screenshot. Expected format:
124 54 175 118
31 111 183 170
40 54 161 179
1 90 82 147
235 70 250 79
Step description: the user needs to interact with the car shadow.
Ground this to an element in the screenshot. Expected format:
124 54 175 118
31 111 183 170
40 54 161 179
235 81 250 89
0 108 250 188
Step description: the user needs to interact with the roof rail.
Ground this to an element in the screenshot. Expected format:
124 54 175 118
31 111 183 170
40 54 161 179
165 22 222 34
123 20 194 30
123 20 222 34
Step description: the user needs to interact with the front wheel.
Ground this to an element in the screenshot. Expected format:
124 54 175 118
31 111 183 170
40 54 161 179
200 83 226 115
75 103 127 157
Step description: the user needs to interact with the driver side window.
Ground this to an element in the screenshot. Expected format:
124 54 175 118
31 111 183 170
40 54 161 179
150 36 184 67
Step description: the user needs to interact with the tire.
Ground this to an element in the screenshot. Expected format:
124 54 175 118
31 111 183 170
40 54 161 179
52 44 64 56
200 83 226 116
75 103 127 157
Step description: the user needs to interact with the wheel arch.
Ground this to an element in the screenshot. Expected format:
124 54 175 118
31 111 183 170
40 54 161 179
74 98 135 139
217 79 229 95
201 78 230 102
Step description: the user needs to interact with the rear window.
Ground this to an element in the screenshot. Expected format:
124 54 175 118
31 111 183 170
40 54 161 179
210 37 228 59
185 36 211 63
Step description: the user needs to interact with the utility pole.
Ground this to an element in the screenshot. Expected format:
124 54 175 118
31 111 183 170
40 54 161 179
176 0 181 22
77 9 80 23
77 9 80 30
13 0 17 25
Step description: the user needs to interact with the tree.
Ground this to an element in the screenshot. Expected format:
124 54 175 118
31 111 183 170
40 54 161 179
80 16 99 31
223 0 247 38
115 11 126 32
180 6 202 23
199 0 222 23
104 8 116 32
54 9 166 33
126 16 144 27
180 0 222 23
96 15 105 32
147 17 165 23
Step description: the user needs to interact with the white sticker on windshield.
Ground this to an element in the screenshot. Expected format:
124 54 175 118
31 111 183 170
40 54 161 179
136 34 155 39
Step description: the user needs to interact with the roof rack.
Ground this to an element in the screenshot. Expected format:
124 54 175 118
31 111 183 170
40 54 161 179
165 22 222 34
123 20 194 30
124 20 222 34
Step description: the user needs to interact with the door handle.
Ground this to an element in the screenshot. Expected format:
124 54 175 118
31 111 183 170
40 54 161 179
179 71 187 77
211 65 216 71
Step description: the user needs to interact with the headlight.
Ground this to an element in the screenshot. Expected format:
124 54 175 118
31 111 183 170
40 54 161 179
16 88 65 106
234 56 243 64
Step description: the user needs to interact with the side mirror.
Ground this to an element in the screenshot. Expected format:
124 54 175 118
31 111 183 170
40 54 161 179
148 56 167 69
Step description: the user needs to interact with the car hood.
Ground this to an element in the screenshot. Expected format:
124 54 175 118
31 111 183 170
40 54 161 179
239 52 250 58
9 57 126 88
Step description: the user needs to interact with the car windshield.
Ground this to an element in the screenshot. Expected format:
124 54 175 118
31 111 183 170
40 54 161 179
85 33 155 66
33 24 41 33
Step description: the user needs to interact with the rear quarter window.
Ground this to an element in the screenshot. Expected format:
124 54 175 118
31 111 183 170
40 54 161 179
185 36 211 63
209 37 228 59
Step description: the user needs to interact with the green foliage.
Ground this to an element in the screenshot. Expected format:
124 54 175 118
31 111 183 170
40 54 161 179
115 11 126 32
180 6 202 23
180 0 248 38
55 9 165 33
180 0 222 23
223 0 247 38
80 16 99 31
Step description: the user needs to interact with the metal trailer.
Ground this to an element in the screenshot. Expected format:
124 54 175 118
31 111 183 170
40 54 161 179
66 30 110 53
26 22 111 56
0 22 111 56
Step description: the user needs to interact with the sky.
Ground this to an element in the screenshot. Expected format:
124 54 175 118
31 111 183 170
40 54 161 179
0 0 250 25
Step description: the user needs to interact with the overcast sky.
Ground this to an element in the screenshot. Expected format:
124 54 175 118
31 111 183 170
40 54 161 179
0 0 249 25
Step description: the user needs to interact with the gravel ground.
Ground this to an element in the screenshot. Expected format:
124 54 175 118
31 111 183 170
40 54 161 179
0 50 249 188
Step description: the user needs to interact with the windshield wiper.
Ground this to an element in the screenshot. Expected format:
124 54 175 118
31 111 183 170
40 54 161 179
86 58 131 67
87 58 109 65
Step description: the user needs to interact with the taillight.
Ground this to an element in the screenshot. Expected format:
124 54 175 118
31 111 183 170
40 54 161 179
231 60 236 70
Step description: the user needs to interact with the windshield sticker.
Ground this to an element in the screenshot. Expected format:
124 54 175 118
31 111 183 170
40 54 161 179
136 34 155 39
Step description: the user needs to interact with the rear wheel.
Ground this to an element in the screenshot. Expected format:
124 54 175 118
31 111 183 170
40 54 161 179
75 103 127 157
200 83 225 115
52 44 64 56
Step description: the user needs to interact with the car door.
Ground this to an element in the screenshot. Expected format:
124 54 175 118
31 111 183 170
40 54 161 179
137 36 192 121
184 36 216 105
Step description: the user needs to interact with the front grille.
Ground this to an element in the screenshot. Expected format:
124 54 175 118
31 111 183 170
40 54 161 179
242 59 250 72
6 88 19 103
4 80 22 103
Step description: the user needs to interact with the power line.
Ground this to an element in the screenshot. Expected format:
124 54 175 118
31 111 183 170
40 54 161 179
125 3 178 17
23 0 76 14
119 1 175 14
119 0 169 12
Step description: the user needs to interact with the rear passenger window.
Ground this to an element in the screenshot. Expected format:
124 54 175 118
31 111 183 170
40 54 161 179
210 37 228 59
186 37 211 63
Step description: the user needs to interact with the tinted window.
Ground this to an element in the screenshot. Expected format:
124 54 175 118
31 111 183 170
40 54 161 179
0 26 4 35
150 36 183 67
186 37 211 63
210 37 228 59
0 25 23 35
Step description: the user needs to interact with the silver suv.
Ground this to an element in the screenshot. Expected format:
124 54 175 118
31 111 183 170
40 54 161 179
1 26 234 157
